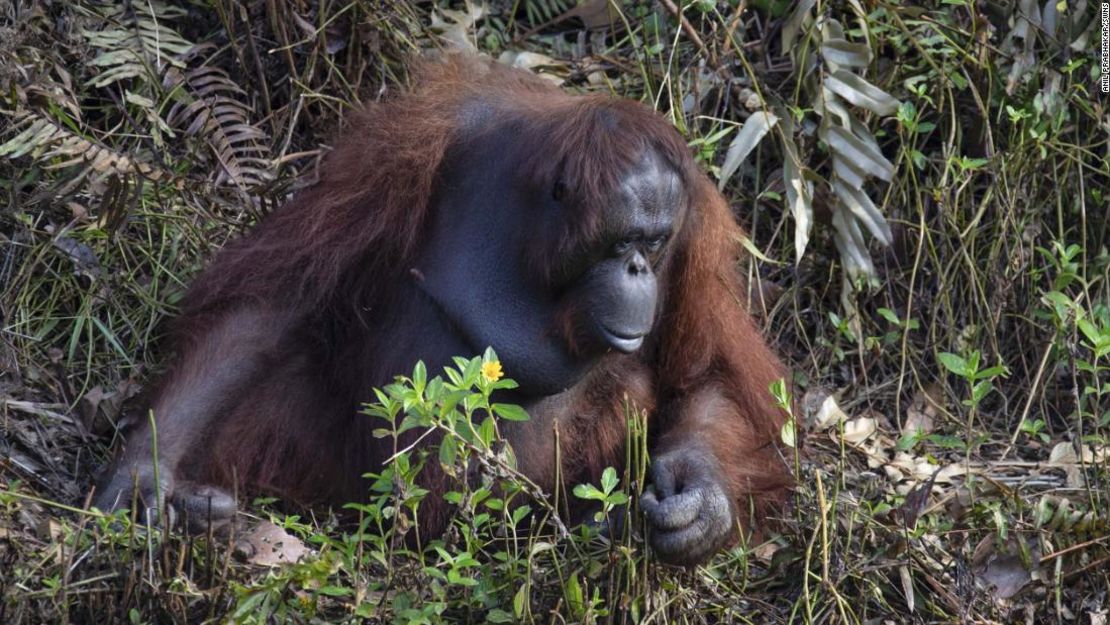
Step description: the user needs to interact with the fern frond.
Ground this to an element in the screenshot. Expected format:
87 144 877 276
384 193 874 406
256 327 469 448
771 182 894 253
166 65 272 188
0 111 164 180
81 1 193 88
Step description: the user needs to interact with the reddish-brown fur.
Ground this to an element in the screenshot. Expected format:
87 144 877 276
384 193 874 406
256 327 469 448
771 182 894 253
104 55 791 548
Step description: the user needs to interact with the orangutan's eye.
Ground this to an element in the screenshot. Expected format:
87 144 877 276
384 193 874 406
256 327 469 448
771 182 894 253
646 235 668 253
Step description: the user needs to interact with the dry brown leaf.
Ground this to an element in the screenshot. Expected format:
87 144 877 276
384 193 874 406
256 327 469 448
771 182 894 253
934 462 969 484
841 416 877 443
238 521 310 567
971 536 1040 600
430 1 487 51
898 565 915 613
860 437 892 469
903 383 943 435
811 393 848 430
889 453 932 484
556 0 619 31
882 464 905 482
79 378 141 435
1047 442 1105 488
497 51 565 84
750 540 781 565
36 518 64 542
498 51 559 71
1049 441 1105 464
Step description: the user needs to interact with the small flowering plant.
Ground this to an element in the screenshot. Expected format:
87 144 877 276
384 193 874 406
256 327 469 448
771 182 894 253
335 349 646 620
362 347 525 441
356 347 539 530
480 359 503 383
350 348 564 618
361 347 530 479
349 347 665 621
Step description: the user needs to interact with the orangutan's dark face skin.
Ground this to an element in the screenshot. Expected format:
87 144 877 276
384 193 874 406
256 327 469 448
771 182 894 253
415 132 684 396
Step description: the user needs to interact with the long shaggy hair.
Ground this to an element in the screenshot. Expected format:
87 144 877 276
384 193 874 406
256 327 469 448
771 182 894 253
158 53 790 535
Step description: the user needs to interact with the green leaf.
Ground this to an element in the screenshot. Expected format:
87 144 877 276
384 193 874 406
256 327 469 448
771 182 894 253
976 365 1008 380
781 418 797 448
896 431 923 451
573 484 605 501
482 346 499 363
971 380 993 404
600 467 619 494
565 573 585 618
398 414 428 434
966 350 981 374
447 569 477 586
425 376 443 402
439 390 467 418
877 307 901 325
958 156 989 170
438 434 457 467
372 388 390 407
513 584 528 618
910 149 928 170
413 362 427 393
1078 319 1105 344
937 352 968 377
925 434 967 450
897 100 917 124
1042 290 1074 312
492 403 530 422
462 357 482 387
947 70 969 90
477 416 496 448
512 504 532 525
769 378 791 409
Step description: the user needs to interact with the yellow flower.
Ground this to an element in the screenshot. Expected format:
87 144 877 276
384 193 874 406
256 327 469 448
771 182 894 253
481 360 504 382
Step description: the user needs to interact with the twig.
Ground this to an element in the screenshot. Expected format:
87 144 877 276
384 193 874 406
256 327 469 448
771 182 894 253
659 0 717 68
